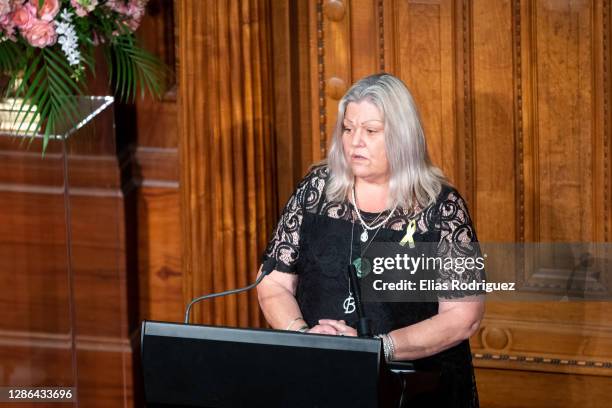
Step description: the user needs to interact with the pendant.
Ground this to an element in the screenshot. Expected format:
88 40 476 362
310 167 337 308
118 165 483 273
360 229 369 242
353 257 371 278
343 294 356 314
353 258 362 278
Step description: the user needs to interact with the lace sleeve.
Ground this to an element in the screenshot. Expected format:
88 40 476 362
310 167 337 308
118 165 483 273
261 166 327 274
435 188 486 299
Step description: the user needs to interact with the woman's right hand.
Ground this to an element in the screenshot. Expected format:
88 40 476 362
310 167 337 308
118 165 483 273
307 324 339 335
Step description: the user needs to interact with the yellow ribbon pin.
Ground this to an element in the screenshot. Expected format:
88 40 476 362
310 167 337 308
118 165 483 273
400 219 416 248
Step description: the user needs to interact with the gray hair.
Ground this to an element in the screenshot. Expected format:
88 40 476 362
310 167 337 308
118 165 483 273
326 73 448 210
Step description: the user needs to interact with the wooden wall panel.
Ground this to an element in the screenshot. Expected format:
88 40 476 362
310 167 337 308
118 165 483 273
271 0 314 206
0 191 70 334
0 338 73 386
476 368 612 408
473 0 516 241
137 186 182 322
131 0 183 326
76 346 134 407
0 106 136 406
350 0 379 80
178 0 276 327
528 0 595 243
393 0 457 181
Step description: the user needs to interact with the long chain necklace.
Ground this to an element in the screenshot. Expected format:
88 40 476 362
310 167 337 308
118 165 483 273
351 185 398 242
343 214 385 314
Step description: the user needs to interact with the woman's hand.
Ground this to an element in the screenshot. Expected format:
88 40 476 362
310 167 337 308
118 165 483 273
317 319 358 336
307 323 339 335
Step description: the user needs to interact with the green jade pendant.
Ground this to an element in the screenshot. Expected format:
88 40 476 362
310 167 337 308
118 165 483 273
352 257 372 278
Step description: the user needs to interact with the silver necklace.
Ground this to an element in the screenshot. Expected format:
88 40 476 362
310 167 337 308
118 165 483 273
351 185 398 242
343 218 384 314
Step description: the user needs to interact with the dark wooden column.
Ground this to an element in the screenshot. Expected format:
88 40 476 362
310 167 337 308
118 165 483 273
177 0 276 327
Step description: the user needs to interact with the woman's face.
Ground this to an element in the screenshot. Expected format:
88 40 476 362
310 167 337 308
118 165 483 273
341 100 389 182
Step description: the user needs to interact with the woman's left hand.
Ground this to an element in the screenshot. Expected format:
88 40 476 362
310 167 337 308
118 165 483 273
318 319 358 336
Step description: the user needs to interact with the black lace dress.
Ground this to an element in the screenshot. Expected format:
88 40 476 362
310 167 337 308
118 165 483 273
261 164 483 407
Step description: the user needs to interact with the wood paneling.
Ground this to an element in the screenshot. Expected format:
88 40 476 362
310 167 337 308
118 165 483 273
131 0 183 326
473 0 516 240
177 0 276 327
76 344 135 407
0 106 136 406
476 367 612 408
137 185 182 322
393 0 457 182
270 0 315 207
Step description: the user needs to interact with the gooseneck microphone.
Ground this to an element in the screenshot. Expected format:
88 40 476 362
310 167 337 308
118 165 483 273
184 268 272 324
347 264 372 337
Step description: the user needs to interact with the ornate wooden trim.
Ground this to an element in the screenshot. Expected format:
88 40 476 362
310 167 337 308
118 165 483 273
317 0 327 157
378 0 385 71
512 0 526 244
473 352 612 375
473 353 612 369
472 316 612 376
604 0 611 242
461 0 475 211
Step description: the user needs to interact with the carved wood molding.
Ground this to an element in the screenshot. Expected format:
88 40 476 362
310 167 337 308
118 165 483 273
472 317 612 376
604 0 611 242
512 0 526 244
460 0 475 213
316 0 327 158
473 352 612 376
314 0 351 161
378 0 385 71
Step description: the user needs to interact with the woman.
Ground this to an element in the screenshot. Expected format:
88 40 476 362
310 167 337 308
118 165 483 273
257 73 485 407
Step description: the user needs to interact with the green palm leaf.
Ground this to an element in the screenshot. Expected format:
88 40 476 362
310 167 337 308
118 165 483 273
9 49 82 151
108 36 166 103
0 41 25 73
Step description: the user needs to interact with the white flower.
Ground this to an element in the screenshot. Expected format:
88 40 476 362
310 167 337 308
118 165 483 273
59 9 73 23
55 9 81 66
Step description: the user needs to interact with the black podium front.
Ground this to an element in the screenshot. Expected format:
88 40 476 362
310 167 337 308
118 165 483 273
140 320 415 407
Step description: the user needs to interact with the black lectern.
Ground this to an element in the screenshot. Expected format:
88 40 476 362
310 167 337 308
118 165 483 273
141 320 414 407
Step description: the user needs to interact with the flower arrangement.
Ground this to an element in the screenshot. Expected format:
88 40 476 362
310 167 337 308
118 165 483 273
0 0 164 148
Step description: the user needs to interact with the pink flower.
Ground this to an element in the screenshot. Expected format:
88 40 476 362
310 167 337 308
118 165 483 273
126 0 145 18
35 0 60 22
11 1 36 30
125 0 147 31
0 0 11 18
0 13 16 41
22 18 57 47
105 0 128 15
104 0 148 32
70 0 98 17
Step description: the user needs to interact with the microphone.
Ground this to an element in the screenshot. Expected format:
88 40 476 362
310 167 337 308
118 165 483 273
184 268 272 324
347 264 372 337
